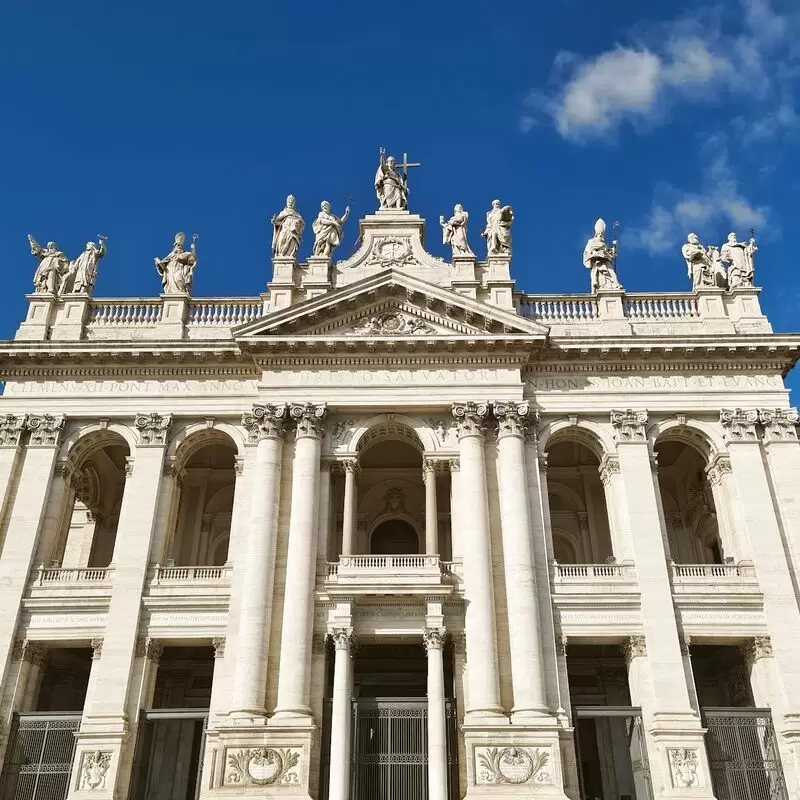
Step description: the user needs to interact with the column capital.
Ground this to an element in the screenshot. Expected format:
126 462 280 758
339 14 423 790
423 626 447 652
290 402 327 439
452 401 489 439
720 408 759 442
26 413 65 447
598 453 621 486
759 408 799 443
622 634 647 664
329 626 354 650
212 637 226 659
704 453 732 486
342 458 359 475
135 637 163 661
493 401 537 440
742 635 773 662
91 638 104 660
448 457 460 472
14 639 47 666
610 409 648 443
0 413 27 448
134 412 173 446
242 403 288 443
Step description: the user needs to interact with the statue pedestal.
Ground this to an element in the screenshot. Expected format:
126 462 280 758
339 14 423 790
15 293 56 341
303 256 332 299
594 288 629 335
724 286 772 333
451 255 479 300
268 257 297 309
51 293 91 341
694 287 734 334
484 255 515 309
157 294 189 339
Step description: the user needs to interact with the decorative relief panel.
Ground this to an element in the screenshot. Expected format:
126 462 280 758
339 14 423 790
474 746 553 786
345 311 435 336
364 236 416 269
78 750 112 791
225 747 301 786
668 747 700 789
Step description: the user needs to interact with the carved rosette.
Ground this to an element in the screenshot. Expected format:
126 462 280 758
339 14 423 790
668 748 700 789
26 414 65 447
134 412 173 446
79 750 113 791
743 636 773 663
610 409 648 442
720 408 759 442
494 401 536 440
225 747 301 786
475 746 553 786
452 402 489 439
423 626 446 652
759 408 799 442
290 402 327 439
704 454 732 487
0 414 27 448
242 403 288 443
622 635 647 664
329 627 354 651
598 454 621 486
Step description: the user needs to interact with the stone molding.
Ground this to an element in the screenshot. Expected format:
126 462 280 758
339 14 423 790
720 408 759 442
26 413 65 447
423 626 446 652
290 402 327 439
134 412 173 446
241 403 288 443
452 401 489 439
610 409 648 442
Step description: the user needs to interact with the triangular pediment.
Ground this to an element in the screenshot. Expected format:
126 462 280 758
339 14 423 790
233 269 549 340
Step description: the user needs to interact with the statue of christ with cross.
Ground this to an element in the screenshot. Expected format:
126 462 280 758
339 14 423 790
374 148 420 210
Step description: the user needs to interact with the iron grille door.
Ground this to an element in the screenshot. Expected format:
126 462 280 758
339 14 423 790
352 699 428 800
0 713 80 800
703 708 788 800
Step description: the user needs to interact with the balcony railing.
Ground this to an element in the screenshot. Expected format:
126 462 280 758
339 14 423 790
325 555 445 590
152 564 231 583
671 563 755 579
553 563 637 579
34 565 114 584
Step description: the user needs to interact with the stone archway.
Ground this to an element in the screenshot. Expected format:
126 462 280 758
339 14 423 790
370 517 421 555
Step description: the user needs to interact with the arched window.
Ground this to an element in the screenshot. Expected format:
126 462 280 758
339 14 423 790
370 519 420 555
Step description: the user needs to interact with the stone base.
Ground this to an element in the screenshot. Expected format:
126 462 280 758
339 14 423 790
462 724 570 800
67 728 129 799
199 719 315 798
648 715 717 799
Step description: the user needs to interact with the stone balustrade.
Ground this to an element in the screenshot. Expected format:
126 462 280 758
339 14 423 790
34 565 114 584
151 564 232 583
325 555 446 593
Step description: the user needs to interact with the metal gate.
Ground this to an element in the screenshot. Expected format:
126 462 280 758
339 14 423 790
703 708 788 800
0 713 80 800
351 699 428 800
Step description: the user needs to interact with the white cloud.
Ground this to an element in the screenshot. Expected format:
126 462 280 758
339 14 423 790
627 142 768 254
523 0 799 141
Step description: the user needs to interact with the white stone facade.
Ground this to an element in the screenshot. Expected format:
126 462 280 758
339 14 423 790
0 204 799 800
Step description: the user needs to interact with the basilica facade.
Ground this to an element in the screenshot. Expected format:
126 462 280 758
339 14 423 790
0 165 799 800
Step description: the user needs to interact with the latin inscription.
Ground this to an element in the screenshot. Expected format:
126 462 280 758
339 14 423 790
524 374 782 393
5 379 259 396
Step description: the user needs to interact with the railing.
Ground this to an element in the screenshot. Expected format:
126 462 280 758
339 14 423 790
152 564 230 582
187 298 262 327
672 563 755 579
624 293 701 320
553 562 637 579
87 298 163 327
519 295 598 323
338 555 441 570
34 565 113 584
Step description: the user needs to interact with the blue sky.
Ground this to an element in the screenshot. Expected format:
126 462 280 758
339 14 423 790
1 0 798 393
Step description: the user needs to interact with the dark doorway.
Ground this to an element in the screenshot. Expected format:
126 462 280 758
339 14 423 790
370 520 420 555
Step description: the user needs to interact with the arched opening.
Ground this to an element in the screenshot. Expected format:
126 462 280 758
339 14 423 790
167 436 237 566
46 431 131 569
545 437 614 564
653 438 723 564
370 518 420 555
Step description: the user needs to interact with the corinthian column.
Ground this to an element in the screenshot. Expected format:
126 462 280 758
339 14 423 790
424 626 448 800
493 402 548 718
451 402 503 720
423 458 439 555
272 402 327 722
328 627 354 800
341 459 358 557
229 403 288 716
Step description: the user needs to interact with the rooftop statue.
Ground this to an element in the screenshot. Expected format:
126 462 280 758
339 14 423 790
312 201 350 258
721 231 757 289
481 199 514 256
271 194 305 258
155 232 197 295
440 204 473 256
63 237 107 296
583 218 622 292
682 233 725 290
374 148 416 211
28 235 70 295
